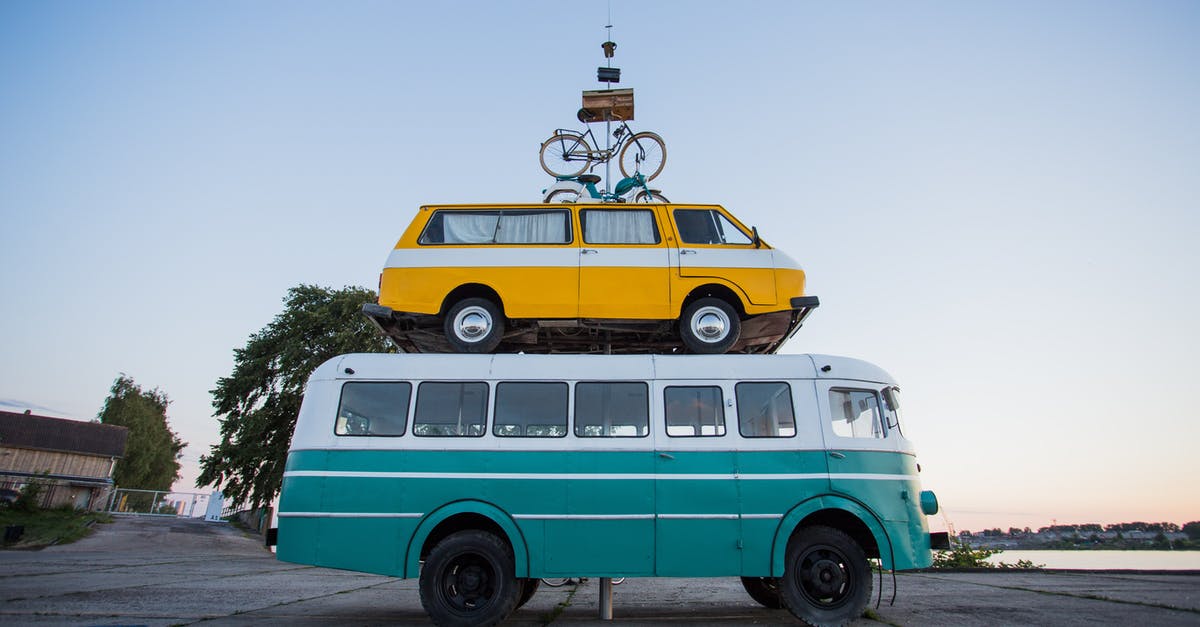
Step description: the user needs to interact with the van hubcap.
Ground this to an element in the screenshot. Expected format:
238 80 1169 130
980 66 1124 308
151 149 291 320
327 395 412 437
691 307 729 342
454 306 492 341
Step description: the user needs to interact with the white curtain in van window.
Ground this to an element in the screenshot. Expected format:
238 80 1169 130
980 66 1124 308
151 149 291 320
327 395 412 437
496 212 567 244
443 214 500 243
585 210 656 244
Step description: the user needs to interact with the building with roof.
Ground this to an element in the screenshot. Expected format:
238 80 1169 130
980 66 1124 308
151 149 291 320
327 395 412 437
0 410 128 510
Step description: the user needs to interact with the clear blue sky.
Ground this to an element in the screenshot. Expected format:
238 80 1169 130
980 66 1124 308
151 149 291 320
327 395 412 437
2 1 1197 531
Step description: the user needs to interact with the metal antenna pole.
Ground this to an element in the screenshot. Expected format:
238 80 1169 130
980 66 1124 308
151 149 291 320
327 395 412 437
604 20 613 196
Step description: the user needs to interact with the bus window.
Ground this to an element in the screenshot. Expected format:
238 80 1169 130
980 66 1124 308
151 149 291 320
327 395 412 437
735 382 796 438
574 382 649 437
413 382 488 437
493 382 568 437
828 389 885 439
335 382 412 436
664 386 726 437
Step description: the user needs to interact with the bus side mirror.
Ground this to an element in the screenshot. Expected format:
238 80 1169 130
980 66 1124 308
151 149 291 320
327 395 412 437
752 226 761 248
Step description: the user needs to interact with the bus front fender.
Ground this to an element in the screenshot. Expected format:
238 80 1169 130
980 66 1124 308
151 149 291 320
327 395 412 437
771 495 894 575
404 500 530 579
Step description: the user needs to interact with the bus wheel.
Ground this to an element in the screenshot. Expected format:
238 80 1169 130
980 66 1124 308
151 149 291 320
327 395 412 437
680 297 741 353
780 526 873 626
740 576 785 609
444 298 504 353
515 578 539 610
419 530 520 627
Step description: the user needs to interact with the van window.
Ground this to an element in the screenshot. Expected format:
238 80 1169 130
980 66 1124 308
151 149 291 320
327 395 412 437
828 389 885 439
419 210 571 244
575 382 649 437
335 382 412 436
494 382 568 437
665 386 726 437
736 382 796 438
580 209 661 244
674 209 752 245
413 382 489 436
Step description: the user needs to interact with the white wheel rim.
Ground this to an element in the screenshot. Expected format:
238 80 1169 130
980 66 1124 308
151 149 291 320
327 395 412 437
453 306 492 342
690 306 730 343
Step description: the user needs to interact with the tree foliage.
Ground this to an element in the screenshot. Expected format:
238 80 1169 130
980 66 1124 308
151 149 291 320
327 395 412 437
99 375 186 491
197 285 392 508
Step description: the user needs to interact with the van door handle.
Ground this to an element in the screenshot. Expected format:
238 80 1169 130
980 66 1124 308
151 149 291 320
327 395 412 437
829 452 846 459
581 249 598 254
680 249 697 255
658 452 675 460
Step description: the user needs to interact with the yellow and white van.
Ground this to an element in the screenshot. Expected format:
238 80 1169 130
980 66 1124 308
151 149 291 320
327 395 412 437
364 204 818 354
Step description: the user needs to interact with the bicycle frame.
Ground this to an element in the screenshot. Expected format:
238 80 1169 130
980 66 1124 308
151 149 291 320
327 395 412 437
551 119 637 169
542 173 663 204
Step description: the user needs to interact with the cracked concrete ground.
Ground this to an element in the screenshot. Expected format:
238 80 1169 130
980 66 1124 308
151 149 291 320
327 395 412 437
1 516 1197 625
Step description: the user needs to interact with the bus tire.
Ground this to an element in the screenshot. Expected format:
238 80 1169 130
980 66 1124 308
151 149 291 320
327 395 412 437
419 530 521 627
515 578 539 610
680 297 741 354
780 525 872 626
444 297 504 353
740 576 785 609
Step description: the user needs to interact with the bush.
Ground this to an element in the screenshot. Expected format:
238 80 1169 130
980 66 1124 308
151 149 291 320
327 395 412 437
931 540 1044 569
12 479 46 513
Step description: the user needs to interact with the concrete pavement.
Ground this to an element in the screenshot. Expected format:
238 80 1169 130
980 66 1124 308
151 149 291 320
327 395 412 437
0 516 1197 625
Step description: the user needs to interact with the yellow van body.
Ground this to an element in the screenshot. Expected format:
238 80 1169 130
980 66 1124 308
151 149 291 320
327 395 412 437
373 204 815 353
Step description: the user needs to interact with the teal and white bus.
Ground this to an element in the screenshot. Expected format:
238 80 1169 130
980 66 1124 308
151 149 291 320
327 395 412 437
276 353 941 625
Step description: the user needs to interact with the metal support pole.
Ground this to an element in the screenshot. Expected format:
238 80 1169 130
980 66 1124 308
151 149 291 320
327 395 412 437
599 577 613 620
605 118 612 196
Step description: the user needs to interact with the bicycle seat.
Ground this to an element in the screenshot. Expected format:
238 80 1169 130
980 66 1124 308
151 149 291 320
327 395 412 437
576 174 601 184
577 108 599 124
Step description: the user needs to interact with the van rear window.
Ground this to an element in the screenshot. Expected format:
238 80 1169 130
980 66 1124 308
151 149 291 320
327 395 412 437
419 210 571 244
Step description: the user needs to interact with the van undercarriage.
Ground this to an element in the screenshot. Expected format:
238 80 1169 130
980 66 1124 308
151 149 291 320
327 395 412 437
362 299 818 355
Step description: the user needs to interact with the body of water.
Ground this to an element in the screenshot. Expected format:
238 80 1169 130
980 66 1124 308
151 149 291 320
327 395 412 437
985 550 1200 570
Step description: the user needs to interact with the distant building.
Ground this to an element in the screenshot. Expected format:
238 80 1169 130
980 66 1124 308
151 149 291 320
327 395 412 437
0 410 128 510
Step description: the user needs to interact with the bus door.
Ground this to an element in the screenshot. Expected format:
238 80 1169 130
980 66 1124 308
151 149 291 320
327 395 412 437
817 380 894 496
654 382 742 576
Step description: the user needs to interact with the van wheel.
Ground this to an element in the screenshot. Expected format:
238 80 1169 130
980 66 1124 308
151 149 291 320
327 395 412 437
780 526 872 626
740 576 785 609
444 298 504 353
419 530 520 627
515 578 539 609
680 297 741 353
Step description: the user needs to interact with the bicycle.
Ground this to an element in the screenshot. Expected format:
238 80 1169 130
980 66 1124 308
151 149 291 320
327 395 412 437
543 172 669 204
541 577 625 587
539 108 667 181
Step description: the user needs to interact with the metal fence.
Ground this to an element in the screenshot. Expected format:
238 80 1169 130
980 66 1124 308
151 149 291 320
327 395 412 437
105 489 215 518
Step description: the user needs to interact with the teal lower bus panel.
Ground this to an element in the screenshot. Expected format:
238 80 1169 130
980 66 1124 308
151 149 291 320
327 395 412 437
314 517 410 576
738 517 779 575
656 518 741 576
543 519 654 576
276 518 319 566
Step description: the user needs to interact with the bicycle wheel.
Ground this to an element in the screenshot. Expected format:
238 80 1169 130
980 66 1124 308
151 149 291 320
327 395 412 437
618 131 666 181
540 578 570 587
634 190 669 203
540 133 592 178
544 189 581 204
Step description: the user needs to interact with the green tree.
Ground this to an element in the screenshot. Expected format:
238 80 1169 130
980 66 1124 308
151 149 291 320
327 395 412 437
99 375 186 490
197 285 391 508
1183 521 1200 540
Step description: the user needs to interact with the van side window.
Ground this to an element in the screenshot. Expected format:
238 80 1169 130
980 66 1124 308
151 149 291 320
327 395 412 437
493 382 568 437
335 382 412 436
419 210 571 244
664 386 726 437
580 209 661 244
828 389 885 439
735 382 796 438
674 209 752 245
413 382 489 437
575 382 649 437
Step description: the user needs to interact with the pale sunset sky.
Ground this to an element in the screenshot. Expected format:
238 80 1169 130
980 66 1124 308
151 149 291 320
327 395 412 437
1 1 1197 532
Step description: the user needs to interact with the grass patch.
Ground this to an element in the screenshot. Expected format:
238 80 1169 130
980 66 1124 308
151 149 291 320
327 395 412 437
0 506 113 549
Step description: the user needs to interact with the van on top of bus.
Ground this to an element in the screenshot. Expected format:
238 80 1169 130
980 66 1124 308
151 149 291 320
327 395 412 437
275 352 942 626
363 203 819 355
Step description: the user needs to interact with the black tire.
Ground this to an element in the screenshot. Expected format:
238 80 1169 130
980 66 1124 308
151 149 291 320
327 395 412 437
515 578 540 609
618 131 666 181
540 132 592 177
544 188 580 203
740 576 785 609
780 526 873 626
418 530 521 627
634 190 669 203
444 297 504 353
679 297 741 354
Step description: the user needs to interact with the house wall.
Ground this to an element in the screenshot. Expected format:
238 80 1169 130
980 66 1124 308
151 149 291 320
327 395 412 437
0 445 115 511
